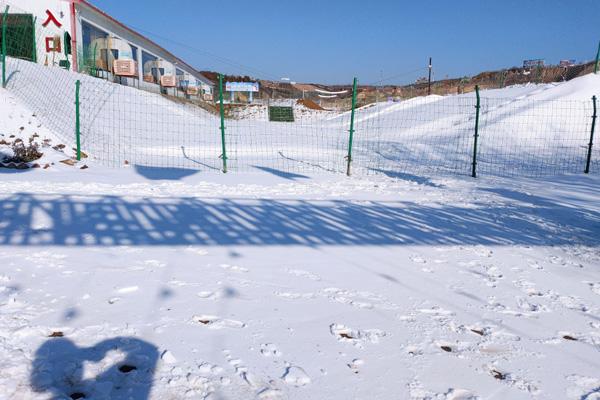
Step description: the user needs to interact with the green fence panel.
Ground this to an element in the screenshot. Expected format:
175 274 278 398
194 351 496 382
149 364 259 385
0 13 35 61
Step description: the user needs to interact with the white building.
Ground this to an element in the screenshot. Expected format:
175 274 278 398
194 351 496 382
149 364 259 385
4 0 214 99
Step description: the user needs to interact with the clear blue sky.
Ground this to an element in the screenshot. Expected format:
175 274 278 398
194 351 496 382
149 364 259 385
90 0 600 85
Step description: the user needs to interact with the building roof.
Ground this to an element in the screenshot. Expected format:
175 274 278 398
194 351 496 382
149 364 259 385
78 0 214 86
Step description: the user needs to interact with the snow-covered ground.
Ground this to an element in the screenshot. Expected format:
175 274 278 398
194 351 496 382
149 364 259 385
1 162 600 400
1 69 600 399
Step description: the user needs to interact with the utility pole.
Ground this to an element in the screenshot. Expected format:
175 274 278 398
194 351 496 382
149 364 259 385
428 57 432 96
595 40 600 74
70 0 79 72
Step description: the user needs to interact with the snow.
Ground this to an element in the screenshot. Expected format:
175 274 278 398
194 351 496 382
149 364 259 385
1 66 600 399
4 56 600 177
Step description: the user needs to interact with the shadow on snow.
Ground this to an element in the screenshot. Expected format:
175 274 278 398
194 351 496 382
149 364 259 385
31 337 158 400
1 190 598 246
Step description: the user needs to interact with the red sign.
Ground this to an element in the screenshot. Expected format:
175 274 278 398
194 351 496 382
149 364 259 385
42 10 62 28
45 36 61 53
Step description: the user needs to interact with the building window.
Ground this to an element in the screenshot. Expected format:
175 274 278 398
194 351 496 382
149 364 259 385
82 21 108 69
130 44 138 62
142 50 158 84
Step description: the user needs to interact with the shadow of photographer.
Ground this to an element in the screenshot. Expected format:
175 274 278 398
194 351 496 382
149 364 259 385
31 336 158 400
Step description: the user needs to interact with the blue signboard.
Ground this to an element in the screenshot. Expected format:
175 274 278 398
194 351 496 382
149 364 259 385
226 82 260 92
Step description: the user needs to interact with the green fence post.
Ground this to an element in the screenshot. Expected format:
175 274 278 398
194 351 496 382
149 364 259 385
595 41 600 74
585 95 597 173
75 80 81 161
472 85 481 178
31 16 37 63
346 77 358 176
218 74 227 173
2 6 9 89
92 43 97 76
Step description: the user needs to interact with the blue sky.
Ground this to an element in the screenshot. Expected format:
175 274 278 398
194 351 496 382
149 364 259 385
90 0 600 84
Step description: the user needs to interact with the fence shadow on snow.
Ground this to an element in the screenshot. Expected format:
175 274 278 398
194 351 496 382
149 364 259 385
1 191 598 247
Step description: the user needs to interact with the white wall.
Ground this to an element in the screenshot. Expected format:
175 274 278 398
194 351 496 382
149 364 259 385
7 0 70 31
3 1 69 66
6 0 213 95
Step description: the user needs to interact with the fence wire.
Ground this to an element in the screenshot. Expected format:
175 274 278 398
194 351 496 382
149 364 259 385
0 2 597 178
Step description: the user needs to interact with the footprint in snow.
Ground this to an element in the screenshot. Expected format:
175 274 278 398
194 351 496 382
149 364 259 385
260 343 282 357
482 364 540 395
547 255 583 268
526 259 544 270
472 245 493 258
282 365 311 386
409 255 427 264
330 323 386 348
193 315 246 329
223 350 270 392
556 295 590 312
434 340 471 355
515 296 550 313
584 282 600 295
347 358 364 374
198 362 225 376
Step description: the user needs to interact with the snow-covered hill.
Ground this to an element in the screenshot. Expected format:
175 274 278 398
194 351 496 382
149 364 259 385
3 55 599 176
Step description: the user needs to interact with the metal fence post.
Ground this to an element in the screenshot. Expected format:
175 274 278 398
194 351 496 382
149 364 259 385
218 73 228 173
31 16 37 63
472 85 481 178
585 95 597 173
2 6 9 89
595 41 600 74
75 80 81 161
346 77 358 176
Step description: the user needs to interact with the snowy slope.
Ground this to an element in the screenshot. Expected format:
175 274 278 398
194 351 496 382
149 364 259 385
4 55 600 177
0 88 79 168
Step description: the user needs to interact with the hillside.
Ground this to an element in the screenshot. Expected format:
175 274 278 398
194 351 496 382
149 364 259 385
201 62 597 108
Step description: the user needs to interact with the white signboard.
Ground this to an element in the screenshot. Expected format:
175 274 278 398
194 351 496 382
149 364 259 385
226 82 259 92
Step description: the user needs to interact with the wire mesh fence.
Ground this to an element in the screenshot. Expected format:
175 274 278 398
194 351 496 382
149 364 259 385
1 1 598 178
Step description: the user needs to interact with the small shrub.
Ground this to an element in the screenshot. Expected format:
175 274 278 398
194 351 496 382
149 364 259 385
3 142 43 163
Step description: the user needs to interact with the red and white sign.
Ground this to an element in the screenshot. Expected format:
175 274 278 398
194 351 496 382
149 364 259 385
42 10 62 28
45 36 61 53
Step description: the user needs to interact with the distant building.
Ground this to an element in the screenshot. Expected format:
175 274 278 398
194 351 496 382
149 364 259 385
523 59 545 69
6 0 214 99
559 59 576 67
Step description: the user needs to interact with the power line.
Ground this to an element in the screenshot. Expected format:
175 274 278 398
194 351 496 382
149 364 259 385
118 24 430 86
368 67 429 86
125 24 281 81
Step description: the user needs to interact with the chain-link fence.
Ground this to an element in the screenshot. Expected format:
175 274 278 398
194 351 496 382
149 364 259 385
1 1 598 178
